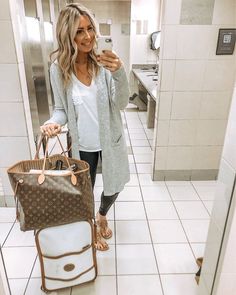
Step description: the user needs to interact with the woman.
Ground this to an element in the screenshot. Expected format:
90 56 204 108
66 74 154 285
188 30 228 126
40 3 130 251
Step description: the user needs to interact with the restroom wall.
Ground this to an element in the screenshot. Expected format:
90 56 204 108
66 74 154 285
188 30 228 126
0 0 35 206
153 0 236 180
130 0 160 67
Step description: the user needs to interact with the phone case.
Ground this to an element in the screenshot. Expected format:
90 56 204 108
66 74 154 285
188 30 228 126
96 36 113 54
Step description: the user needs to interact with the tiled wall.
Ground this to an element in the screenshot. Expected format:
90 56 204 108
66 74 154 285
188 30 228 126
0 0 34 207
153 0 236 180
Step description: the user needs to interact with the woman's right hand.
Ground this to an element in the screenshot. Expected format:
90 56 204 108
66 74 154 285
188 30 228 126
40 123 61 138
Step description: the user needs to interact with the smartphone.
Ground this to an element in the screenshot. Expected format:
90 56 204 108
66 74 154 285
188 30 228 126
96 36 113 55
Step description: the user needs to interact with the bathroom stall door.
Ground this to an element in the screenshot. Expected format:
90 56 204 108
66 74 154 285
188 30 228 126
21 0 56 138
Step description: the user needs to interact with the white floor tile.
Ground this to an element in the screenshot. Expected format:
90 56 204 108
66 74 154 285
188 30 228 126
154 244 198 274
193 185 217 201
132 147 152 154
174 201 210 219
138 174 166 186
167 185 200 201
94 174 103 186
149 220 187 243
93 186 103 202
145 202 178 220
118 186 142 201
4 222 35 247
128 154 134 163
71 276 116 295
130 139 150 147
129 163 137 173
182 220 210 243
0 208 16 222
31 257 41 278
165 181 192 186
128 129 146 134
117 275 163 295
136 163 152 174
141 186 171 201
203 200 214 215
134 154 152 163
97 244 116 275
2 247 37 278
125 174 139 186
116 220 151 244
117 244 157 274
8 278 28 295
115 202 146 220
191 243 206 260
0 223 13 246
129 133 147 140
161 274 198 295
25 278 71 295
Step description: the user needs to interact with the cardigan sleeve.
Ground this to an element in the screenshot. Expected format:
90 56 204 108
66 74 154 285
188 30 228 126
106 66 130 110
44 63 68 126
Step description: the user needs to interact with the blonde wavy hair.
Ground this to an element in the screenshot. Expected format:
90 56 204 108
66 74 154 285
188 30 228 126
50 3 99 87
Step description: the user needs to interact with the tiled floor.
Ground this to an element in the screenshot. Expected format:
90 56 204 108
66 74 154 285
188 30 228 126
0 104 216 295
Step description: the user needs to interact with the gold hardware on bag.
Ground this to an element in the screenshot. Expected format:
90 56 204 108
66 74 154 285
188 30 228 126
64 263 75 272
19 179 24 184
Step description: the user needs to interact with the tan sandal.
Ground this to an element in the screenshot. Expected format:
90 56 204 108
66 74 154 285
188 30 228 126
97 219 112 239
95 232 109 251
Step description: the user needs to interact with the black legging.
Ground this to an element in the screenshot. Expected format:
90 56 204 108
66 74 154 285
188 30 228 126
79 151 119 216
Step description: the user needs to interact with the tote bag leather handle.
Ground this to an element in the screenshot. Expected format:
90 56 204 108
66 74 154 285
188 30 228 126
36 135 77 186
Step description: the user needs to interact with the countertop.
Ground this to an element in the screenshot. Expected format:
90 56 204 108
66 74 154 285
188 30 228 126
132 68 159 101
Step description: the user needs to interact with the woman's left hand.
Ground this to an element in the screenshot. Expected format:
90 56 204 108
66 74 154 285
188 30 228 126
97 50 122 72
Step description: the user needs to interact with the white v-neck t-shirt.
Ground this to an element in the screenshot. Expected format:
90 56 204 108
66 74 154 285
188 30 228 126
72 75 101 152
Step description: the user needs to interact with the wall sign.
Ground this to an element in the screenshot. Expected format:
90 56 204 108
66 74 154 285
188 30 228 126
216 28 236 55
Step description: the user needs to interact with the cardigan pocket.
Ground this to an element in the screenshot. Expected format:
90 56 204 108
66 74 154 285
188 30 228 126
111 134 122 147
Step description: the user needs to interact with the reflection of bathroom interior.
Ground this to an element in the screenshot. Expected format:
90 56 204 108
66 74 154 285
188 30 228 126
0 0 236 294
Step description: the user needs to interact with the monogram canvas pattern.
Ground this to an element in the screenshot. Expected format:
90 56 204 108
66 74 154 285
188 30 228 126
7 155 94 231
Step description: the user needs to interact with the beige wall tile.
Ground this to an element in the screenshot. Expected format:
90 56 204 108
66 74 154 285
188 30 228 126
171 92 201 119
203 60 236 91
212 0 236 25
163 25 177 59
0 137 30 167
159 60 175 91
200 91 232 120
0 102 27 136
174 60 205 91
192 146 222 169
154 147 167 170
0 64 22 102
163 0 182 25
166 146 193 170
158 92 172 120
0 0 11 20
196 120 228 145
0 20 17 63
168 120 197 146
176 25 211 59
0 168 13 196
156 120 169 146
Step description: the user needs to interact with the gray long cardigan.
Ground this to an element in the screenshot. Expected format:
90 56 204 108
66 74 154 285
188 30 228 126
47 62 130 195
